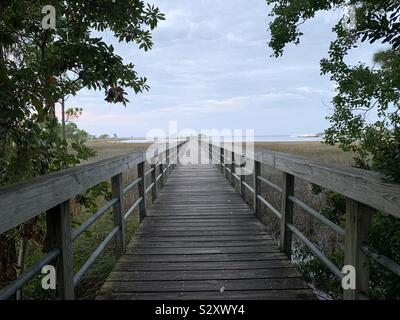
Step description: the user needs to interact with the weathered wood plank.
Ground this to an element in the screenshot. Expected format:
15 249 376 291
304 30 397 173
46 201 74 300
280 172 294 257
0 142 187 234
98 163 314 300
118 253 289 263
107 268 301 281
101 278 309 292
98 289 315 300
114 259 294 271
124 246 280 255
344 199 374 300
210 142 400 218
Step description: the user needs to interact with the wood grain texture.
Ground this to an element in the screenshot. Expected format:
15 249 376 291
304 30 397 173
0 142 187 234
46 201 74 300
97 164 314 300
209 142 400 218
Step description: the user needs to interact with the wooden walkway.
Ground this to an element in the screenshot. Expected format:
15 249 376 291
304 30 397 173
98 164 315 300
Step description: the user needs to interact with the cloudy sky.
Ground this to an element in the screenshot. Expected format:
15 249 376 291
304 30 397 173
67 0 377 138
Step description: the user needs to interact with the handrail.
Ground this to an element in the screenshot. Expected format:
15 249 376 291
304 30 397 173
0 249 60 300
123 177 142 195
0 152 143 235
124 197 143 221
289 195 345 236
73 226 120 287
208 141 400 219
0 139 187 300
71 198 118 241
206 139 400 300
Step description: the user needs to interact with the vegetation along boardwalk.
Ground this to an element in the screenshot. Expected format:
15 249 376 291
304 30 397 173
2 138 399 300
97 164 315 300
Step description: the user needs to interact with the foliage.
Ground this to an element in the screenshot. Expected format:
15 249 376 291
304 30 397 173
0 0 164 290
304 186 400 299
61 122 90 141
267 0 400 299
295 246 344 300
266 0 400 182
1 0 165 182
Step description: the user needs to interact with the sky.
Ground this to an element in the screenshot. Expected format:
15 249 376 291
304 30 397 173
66 0 377 138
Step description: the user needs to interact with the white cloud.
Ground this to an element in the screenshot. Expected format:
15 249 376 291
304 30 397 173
66 0 373 137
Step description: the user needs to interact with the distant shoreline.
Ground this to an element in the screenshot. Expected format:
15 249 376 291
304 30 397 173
112 135 323 144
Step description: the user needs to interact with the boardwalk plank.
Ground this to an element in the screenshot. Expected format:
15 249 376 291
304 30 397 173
98 164 314 300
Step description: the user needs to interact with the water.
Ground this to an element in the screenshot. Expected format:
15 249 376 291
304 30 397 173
232 135 322 142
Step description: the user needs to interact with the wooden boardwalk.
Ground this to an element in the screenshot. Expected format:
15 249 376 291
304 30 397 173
98 164 314 300
2 140 398 300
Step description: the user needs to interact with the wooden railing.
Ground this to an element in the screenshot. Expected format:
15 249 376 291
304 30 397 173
205 139 400 300
0 140 187 300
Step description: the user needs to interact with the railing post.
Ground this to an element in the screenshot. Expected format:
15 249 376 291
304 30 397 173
172 145 177 171
176 143 180 167
224 149 229 179
111 173 125 257
280 172 294 258
138 162 147 223
231 151 235 187
166 145 170 177
240 155 246 200
46 201 74 300
344 199 374 300
159 162 164 187
253 160 261 216
151 163 157 202
220 146 224 174
209 141 212 164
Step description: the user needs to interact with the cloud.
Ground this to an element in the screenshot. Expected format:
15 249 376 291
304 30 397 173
65 0 373 137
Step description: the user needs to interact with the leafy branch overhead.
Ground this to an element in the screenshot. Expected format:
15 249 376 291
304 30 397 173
0 0 165 183
0 0 164 283
267 0 400 182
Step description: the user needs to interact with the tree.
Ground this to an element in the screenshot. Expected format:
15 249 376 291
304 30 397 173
266 0 400 299
0 0 164 290
266 0 400 182
1 1 164 183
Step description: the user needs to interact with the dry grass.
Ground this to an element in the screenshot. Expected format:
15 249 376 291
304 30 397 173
254 141 354 166
85 139 151 161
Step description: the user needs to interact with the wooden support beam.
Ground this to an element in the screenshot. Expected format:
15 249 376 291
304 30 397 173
159 163 164 187
220 146 224 174
46 201 74 300
111 173 125 257
209 142 212 164
151 164 157 202
231 151 235 188
253 161 261 216
344 199 374 300
137 162 147 223
166 146 170 176
280 172 295 258
240 156 246 200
